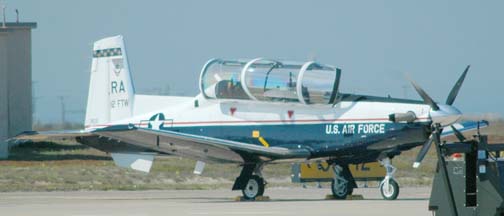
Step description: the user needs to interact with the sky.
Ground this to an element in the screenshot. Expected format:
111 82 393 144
5 0 504 123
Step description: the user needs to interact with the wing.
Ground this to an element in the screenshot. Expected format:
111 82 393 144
441 120 489 138
10 125 311 164
90 125 311 163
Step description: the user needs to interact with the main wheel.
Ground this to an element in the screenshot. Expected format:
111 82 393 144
331 178 353 200
380 178 399 200
242 175 265 200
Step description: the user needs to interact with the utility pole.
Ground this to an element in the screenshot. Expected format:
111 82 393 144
401 85 409 98
308 51 317 61
58 96 66 127
57 96 85 128
1 2 6 28
32 81 38 123
163 84 171 96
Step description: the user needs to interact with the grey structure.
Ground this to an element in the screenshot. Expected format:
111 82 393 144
0 22 37 158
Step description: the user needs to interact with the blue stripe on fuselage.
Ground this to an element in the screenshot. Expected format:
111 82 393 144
157 122 429 156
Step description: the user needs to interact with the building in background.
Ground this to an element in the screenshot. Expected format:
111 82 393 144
0 22 37 159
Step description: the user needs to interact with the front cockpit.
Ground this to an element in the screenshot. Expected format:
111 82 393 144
199 58 341 105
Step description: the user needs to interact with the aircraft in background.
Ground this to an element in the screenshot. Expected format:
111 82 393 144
12 35 487 200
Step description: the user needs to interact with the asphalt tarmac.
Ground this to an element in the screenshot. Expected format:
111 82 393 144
0 187 432 216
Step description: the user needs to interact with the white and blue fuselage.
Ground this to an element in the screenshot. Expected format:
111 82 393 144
86 93 432 163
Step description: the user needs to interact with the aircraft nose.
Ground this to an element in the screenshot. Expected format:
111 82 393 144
429 104 462 126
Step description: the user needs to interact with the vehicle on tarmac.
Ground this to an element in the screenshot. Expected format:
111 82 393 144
12 35 487 200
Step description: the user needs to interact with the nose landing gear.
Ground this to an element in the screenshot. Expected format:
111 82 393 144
379 158 400 200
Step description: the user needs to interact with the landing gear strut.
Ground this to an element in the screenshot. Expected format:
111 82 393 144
232 163 266 200
379 158 400 200
330 164 356 199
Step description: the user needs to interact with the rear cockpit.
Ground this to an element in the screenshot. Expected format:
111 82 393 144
199 58 341 105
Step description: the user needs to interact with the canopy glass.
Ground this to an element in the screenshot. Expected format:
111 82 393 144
199 58 341 104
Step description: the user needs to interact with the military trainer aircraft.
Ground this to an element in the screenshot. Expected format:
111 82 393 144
13 35 487 200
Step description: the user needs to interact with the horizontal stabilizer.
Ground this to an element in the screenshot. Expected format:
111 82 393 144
110 153 154 173
8 130 92 143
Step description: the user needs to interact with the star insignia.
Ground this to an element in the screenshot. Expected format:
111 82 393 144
148 113 165 130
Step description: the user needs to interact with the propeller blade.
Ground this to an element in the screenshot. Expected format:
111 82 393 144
409 79 440 111
413 125 445 168
432 126 442 146
413 136 434 168
446 65 470 105
450 125 466 142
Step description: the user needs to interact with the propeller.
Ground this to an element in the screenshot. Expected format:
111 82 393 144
412 136 434 168
446 65 470 106
450 125 466 142
410 65 469 168
409 79 440 111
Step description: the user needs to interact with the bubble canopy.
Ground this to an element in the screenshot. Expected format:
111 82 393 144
199 58 341 105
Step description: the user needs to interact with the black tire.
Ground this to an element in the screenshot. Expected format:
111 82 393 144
380 178 400 200
241 175 265 200
257 182 265 196
331 179 352 200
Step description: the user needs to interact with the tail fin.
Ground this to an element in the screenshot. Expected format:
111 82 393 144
85 35 135 127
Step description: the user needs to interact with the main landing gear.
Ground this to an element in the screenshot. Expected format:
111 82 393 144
330 164 356 199
232 163 266 200
379 158 400 200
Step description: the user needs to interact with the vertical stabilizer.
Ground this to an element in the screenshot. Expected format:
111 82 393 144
85 35 135 127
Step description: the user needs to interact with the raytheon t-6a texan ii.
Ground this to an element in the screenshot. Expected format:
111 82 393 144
13 35 487 200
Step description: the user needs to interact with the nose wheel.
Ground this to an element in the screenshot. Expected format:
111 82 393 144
379 158 400 200
380 178 399 200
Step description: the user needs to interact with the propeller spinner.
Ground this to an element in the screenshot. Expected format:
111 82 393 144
411 65 470 168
